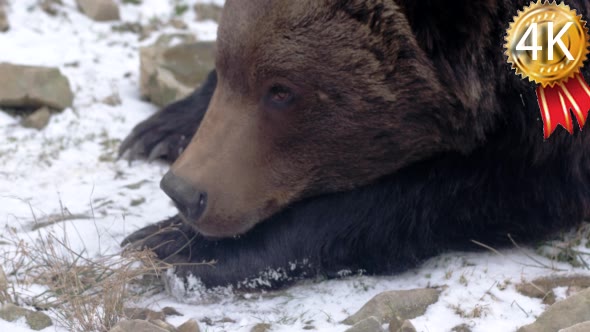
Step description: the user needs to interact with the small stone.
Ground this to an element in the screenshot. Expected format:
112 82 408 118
76 0 120 22
0 63 73 110
0 6 8 32
560 321 590 332
0 304 53 331
124 308 165 321
516 275 590 305
64 61 80 68
343 288 441 325
109 320 169 332
399 320 416 332
451 324 472 332
102 93 122 106
0 304 28 322
26 311 53 331
193 3 223 22
216 317 237 324
162 307 183 317
21 107 51 130
344 316 385 332
40 0 62 16
177 319 201 332
541 291 557 305
169 18 187 30
200 317 213 326
517 287 590 332
250 323 272 332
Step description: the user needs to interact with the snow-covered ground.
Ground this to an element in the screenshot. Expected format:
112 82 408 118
0 1 589 331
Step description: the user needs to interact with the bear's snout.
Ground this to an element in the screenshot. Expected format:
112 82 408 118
160 171 207 224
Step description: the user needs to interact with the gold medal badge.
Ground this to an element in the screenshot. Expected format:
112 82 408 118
505 1 590 138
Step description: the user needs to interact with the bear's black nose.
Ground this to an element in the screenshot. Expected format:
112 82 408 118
160 171 207 222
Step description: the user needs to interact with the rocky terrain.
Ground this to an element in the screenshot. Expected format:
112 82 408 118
1 1 590 331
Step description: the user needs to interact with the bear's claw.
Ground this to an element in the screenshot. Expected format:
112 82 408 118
118 118 189 163
122 215 199 262
148 142 172 162
119 70 217 163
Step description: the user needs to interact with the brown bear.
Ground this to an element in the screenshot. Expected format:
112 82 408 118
120 0 590 289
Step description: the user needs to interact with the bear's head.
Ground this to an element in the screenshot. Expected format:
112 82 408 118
162 0 472 237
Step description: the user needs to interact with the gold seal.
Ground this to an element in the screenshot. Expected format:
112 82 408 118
505 1 589 87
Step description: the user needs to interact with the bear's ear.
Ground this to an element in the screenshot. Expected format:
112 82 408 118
329 0 414 40
395 0 497 20
332 0 382 20
390 0 501 84
394 0 498 49
332 0 399 25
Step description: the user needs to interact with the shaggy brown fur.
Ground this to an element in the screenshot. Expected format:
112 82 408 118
170 0 497 236
120 0 590 289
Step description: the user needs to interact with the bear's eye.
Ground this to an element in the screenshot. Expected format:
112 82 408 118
266 84 294 108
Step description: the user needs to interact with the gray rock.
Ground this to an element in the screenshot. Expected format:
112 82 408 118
0 303 28 322
0 304 53 331
560 321 590 332
0 63 73 110
149 319 177 332
124 308 166 321
388 317 403 332
345 316 385 332
21 107 51 130
177 319 201 332
250 323 272 332
25 311 53 331
343 288 441 325
517 275 590 305
518 287 590 332
140 34 215 107
399 320 416 332
109 320 169 332
40 0 62 16
0 6 8 32
162 307 183 317
451 324 472 332
193 3 223 22
76 0 120 22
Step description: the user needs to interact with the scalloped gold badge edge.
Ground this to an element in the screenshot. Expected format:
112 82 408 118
504 1 590 88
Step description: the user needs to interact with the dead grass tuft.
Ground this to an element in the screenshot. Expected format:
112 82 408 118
0 225 170 332
471 223 590 272
537 222 590 269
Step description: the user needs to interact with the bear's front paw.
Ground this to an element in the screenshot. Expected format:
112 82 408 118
122 215 199 263
118 113 193 163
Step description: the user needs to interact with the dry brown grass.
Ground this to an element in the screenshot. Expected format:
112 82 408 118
537 222 590 269
0 225 170 332
471 222 590 272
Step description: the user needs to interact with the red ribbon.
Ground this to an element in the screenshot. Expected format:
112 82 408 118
536 73 590 139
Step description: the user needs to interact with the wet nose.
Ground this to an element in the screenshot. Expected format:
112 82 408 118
160 171 207 221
